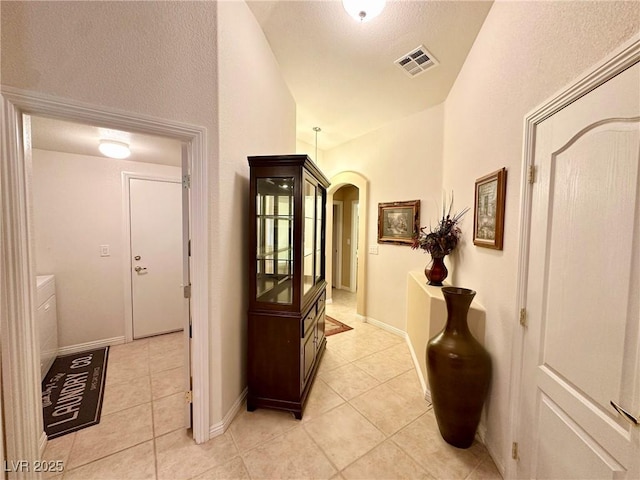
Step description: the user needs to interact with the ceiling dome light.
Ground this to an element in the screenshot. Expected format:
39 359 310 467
98 140 131 159
342 0 386 22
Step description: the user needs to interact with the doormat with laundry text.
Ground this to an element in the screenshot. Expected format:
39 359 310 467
41 347 109 439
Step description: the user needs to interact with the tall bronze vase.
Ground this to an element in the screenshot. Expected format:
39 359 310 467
426 287 491 448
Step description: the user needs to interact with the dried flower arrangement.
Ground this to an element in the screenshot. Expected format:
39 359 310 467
412 197 469 258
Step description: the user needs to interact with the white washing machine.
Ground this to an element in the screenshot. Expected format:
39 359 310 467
36 275 58 381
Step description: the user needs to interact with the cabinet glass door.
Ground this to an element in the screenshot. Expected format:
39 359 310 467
303 179 316 295
315 186 325 283
256 177 294 304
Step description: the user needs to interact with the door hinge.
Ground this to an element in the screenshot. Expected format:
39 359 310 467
185 390 193 403
183 284 191 299
189 323 193 338
182 174 191 189
519 308 527 327
512 442 519 460
528 165 536 184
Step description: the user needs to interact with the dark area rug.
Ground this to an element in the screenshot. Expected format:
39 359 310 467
325 315 353 336
42 347 109 439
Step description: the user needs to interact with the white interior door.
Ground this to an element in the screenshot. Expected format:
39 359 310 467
519 62 640 478
130 178 184 339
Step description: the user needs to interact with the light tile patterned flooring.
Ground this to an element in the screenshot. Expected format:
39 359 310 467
43 289 502 479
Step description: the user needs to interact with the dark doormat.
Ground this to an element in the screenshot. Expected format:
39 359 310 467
42 347 109 439
325 315 353 336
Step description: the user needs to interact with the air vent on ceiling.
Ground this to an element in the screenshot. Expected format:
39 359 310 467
394 46 438 78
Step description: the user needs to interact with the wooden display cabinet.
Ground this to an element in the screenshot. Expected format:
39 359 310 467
247 154 330 419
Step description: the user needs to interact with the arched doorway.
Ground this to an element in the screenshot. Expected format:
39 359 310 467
326 171 368 318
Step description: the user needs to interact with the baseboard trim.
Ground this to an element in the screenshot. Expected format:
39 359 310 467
404 335 430 402
210 387 248 438
57 336 125 356
333 285 357 293
482 433 506 477
361 316 405 338
477 423 487 443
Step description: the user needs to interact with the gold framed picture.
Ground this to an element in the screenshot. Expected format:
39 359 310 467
473 168 507 250
377 200 420 245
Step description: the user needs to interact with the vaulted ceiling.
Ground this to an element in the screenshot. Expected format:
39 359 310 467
247 1 493 150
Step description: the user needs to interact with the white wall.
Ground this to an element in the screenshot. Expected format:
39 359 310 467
296 138 325 165
32 149 180 348
216 1 297 421
442 0 640 471
322 105 444 331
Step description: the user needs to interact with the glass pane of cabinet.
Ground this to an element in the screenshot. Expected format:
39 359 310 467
256 177 294 304
303 179 316 295
315 186 324 283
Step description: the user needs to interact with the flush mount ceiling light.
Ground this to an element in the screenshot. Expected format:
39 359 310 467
342 0 386 22
98 140 131 159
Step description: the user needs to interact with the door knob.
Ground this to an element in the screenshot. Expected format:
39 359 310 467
134 255 141 261
610 401 639 426
134 266 147 273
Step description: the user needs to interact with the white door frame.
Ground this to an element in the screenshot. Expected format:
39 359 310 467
122 173 183 343
0 88 211 468
350 201 359 293
0 390 4 480
506 35 640 477
332 201 343 289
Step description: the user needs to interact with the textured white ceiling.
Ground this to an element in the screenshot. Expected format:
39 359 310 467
248 0 493 150
29 1 492 158
30 116 182 167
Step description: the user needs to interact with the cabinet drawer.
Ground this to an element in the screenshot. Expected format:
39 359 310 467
302 309 316 338
317 291 326 313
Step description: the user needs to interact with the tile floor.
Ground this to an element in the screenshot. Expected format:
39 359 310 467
43 289 502 479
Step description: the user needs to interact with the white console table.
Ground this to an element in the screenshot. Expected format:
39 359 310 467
406 270 486 401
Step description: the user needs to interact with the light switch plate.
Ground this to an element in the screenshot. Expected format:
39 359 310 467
368 245 378 255
100 245 110 257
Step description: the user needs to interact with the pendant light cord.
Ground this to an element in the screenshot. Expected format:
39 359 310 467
313 127 321 162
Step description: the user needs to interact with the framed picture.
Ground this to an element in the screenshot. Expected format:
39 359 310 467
473 168 507 250
377 200 420 245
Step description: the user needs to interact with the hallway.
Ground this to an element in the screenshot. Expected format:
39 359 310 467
41 291 501 479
